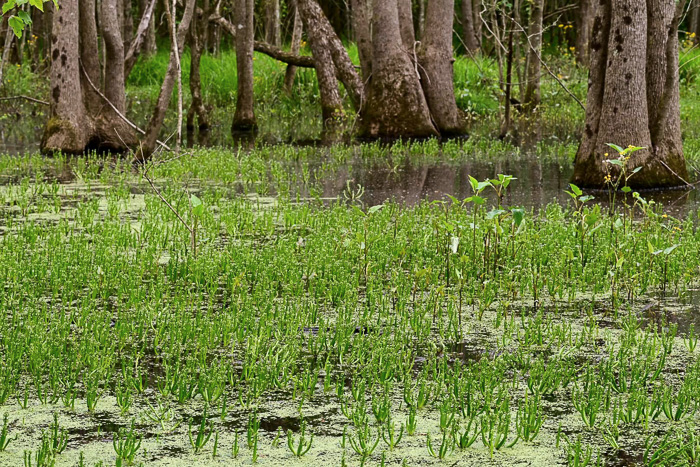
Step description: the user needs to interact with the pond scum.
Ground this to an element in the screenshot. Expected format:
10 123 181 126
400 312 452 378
1 142 700 466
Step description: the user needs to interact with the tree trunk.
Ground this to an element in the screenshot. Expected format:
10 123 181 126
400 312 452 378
460 0 480 54
101 0 127 112
0 20 13 87
418 0 466 136
351 0 372 79
125 0 157 78
397 0 415 49
283 0 303 93
140 0 195 156
42 0 91 153
187 7 209 133
691 0 700 44
523 0 543 113
359 0 437 138
297 0 344 127
140 0 157 55
232 0 257 133
79 0 102 114
572 0 688 188
298 0 364 110
265 0 281 45
576 0 593 66
417 0 426 40
123 0 134 49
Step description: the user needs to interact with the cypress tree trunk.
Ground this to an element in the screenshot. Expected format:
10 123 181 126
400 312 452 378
359 0 437 138
232 0 257 133
572 0 688 188
42 0 91 153
418 0 466 136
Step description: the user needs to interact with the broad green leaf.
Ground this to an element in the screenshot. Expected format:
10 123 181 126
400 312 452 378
511 208 525 227
17 9 30 23
579 195 594 203
605 159 625 167
29 0 43 11
471 195 485 205
486 209 506 220
606 143 624 154
663 245 679 255
191 195 204 217
8 15 23 38
621 186 632 193
569 184 583 197
2 1 17 15
368 204 384 214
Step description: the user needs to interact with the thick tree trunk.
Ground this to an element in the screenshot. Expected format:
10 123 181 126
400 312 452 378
283 1 303 93
140 0 195 156
265 0 281 45
359 0 437 138
297 0 344 126
576 0 593 66
42 0 91 153
418 0 466 136
397 0 415 49
460 0 480 54
351 0 372 79
572 0 688 188
523 0 543 113
232 0 257 133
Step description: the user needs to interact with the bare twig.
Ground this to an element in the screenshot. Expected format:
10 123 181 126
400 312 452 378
659 159 694 188
0 95 49 105
509 17 585 111
80 61 172 151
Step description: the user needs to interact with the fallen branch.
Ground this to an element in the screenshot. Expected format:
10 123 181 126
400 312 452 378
208 13 315 67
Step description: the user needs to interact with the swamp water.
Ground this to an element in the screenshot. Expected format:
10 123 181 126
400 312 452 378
1 146 700 466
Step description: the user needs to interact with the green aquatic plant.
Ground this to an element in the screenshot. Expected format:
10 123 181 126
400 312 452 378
113 421 141 467
286 420 314 458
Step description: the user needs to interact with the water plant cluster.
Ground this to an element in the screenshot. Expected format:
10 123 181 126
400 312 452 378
1 143 700 465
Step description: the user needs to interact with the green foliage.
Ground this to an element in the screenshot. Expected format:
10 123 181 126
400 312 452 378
1 0 57 38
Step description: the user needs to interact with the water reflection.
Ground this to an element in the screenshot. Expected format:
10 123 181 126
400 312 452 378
315 158 699 217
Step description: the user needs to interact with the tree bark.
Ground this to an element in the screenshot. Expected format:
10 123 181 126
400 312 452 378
298 0 364 110
397 0 415 49
460 0 480 54
101 0 127 112
232 0 257 133
140 0 157 55
187 7 209 132
351 0 373 79
523 0 543 113
125 0 157 78
284 0 303 93
297 0 344 126
576 0 593 66
42 0 91 153
359 0 437 138
265 0 281 46
123 0 134 49
418 0 466 136
572 0 688 188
